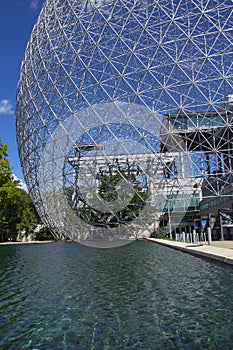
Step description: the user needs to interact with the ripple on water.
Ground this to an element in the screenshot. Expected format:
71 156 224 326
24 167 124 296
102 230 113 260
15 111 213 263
0 241 233 349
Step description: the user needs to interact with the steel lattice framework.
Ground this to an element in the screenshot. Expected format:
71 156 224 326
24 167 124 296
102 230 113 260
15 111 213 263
16 0 233 246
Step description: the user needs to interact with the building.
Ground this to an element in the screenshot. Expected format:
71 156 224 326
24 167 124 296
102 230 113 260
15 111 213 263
16 0 233 243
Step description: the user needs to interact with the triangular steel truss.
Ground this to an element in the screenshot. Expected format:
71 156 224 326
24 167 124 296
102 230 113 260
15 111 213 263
16 0 233 243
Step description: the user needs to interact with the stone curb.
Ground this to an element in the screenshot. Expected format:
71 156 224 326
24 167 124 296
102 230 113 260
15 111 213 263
146 238 233 267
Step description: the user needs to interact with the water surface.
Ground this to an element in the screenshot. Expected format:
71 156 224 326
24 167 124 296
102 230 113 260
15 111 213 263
0 240 233 349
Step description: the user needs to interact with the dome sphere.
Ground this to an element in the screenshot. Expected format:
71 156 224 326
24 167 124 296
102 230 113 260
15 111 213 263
16 0 233 246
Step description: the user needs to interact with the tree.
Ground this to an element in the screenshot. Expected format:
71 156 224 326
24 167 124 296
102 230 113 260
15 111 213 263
0 139 40 242
0 141 12 187
77 167 148 227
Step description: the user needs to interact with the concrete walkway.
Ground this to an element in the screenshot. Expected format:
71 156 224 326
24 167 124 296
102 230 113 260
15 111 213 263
147 238 233 266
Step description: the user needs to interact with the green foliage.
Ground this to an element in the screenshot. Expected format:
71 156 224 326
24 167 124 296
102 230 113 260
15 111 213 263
155 228 168 239
0 139 42 242
98 172 121 202
34 226 54 241
78 168 148 227
0 141 12 187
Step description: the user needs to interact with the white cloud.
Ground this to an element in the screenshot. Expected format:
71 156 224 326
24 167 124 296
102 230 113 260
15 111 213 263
30 0 39 9
12 174 28 192
0 99 14 115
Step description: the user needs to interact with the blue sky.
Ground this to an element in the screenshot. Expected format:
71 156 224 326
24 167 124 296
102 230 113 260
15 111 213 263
0 0 44 184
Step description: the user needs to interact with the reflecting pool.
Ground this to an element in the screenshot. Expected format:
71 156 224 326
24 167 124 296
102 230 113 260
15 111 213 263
0 240 233 349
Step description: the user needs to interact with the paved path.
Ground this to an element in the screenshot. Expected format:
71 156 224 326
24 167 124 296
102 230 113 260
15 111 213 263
147 238 233 266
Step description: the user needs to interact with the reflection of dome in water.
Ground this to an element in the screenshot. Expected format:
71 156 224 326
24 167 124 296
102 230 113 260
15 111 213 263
16 0 233 246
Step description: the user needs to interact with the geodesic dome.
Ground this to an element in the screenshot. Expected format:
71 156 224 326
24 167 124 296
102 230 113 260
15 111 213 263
16 0 233 246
